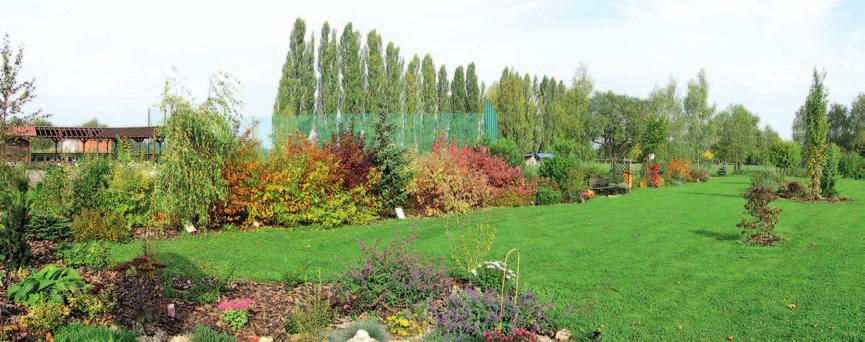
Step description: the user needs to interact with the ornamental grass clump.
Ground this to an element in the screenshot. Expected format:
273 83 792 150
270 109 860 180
341 230 449 311
737 184 782 245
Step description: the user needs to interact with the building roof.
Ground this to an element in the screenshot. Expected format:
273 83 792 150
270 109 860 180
9 126 160 141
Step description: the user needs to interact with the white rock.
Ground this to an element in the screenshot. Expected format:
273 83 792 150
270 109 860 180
555 329 572 341
347 329 378 342
184 223 197 234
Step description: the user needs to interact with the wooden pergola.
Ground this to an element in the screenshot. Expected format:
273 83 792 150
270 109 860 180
5 126 163 162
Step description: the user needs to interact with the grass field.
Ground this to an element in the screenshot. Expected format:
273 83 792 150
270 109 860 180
110 175 865 340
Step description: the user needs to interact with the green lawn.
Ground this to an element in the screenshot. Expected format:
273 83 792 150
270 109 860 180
110 175 865 340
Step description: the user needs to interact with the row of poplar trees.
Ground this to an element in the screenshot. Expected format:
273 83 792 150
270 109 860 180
273 18 484 117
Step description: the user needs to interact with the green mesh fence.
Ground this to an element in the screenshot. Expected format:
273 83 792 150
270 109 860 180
270 111 496 153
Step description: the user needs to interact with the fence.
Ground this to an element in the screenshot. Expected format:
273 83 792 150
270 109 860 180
241 101 498 153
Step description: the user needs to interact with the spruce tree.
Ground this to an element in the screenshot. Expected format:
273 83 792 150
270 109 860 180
404 55 422 115
340 23 364 114
436 65 450 113
451 65 467 113
466 62 481 113
384 42 403 114
365 30 386 115
804 69 829 198
421 54 437 114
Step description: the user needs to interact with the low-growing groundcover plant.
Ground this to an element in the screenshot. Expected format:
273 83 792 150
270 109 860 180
217 298 253 330
6 264 87 306
54 323 138 342
55 240 109 269
737 184 782 245
328 318 391 342
436 287 555 340
190 325 235 342
341 230 449 310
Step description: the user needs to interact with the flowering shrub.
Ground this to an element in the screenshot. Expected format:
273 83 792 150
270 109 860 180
436 287 554 340
385 311 425 337
341 231 449 310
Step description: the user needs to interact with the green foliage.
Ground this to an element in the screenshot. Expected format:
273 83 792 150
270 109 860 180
446 216 496 272
25 214 71 241
328 319 391 342
71 155 112 214
820 144 841 198
66 288 114 319
539 155 577 187
384 42 404 115
275 18 315 116
285 284 333 338
422 54 437 114
803 69 829 198
451 65 467 113
55 323 137 342
371 110 412 214
317 22 340 115
20 301 67 334
365 30 386 115
404 55 421 114
535 184 563 205
713 104 759 172
589 91 647 160
190 325 235 342
470 261 517 293
156 75 238 227
839 150 865 179
340 22 364 114
488 137 523 166
71 209 129 242
103 159 155 228
7 264 87 306
466 63 481 113
767 141 801 173
27 165 73 218
437 65 450 113
0 189 31 268
55 240 109 269
221 308 249 331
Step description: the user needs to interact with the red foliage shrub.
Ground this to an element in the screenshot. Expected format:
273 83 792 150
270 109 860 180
648 164 664 187
327 130 376 190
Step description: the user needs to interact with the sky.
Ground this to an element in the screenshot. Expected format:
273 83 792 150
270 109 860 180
2 0 864 139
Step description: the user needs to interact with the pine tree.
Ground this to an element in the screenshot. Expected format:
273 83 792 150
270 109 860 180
404 55 421 115
804 69 829 198
365 30 385 115
437 65 450 113
384 42 403 114
466 62 481 113
421 54 437 114
317 22 340 115
340 23 364 114
451 66 467 113
274 18 308 116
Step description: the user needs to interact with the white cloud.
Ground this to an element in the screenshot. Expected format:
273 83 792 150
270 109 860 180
1 0 862 137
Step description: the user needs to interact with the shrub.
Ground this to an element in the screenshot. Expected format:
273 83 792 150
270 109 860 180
559 167 586 202
0 190 31 268
666 159 693 182
446 217 496 273
689 169 710 182
221 308 249 331
408 149 491 216
55 241 109 269
717 165 728 176
341 231 449 310
648 164 664 187
535 184 562 205
328 130 377 190
66 288 114 319
70 155 112 214
839 151 865 179
7 264 87 306
103 160 155 228
436 287 554 340
25 214 71 241
285 284 333 339
749 169 784 192
71 209 129 242
190 325 235 342
328 319 391 342
488 138 523 167
19 301 68 334
767 141 801 174
214 130 261 225
820 144 841 198
28 165 74 218
539 155 577 189
471 260 517 292
737 184 782 245
55 323 138 342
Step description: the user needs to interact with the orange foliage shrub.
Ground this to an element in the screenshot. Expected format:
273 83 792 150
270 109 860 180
213 130 261 226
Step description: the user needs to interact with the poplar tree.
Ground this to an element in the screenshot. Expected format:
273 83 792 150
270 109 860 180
404 55 422 115
384 42 403 114
466 62 481 113
421 54 437 114
340 23 364 114
804 69 829 198
317 22 340 115
365 30 386 115
451 65 467 113
299 37 316 115
274 18 308 115
437 65 450 113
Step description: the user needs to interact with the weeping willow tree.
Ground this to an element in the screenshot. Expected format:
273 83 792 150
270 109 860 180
156 73 240 227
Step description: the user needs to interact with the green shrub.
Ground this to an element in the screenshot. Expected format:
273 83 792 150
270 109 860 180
71 156 112 214
19 301 68 333
28 165 74 218
820 144 841 198
221 308 249 331
767 141 801 174
55 323 138 342
328 319 391 342
470 260 516 293
55 241 109 269
539 155 577 188
71 209 129 242
190 325 235 342
285 284 333 339
446 216 496 273
535 184 563 205
103 161 155 228
6 264 87 306
839 150 865 179
67 288 114 318
0 190 31 268
749 169 784 191
25 214 71 241
488 138 523 166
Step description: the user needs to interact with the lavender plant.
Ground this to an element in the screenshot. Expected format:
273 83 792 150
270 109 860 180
436 287 554 340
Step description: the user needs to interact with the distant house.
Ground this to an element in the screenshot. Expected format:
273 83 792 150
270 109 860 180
524 152 555 167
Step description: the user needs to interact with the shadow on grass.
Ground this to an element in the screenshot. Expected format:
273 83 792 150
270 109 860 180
692 229 740 241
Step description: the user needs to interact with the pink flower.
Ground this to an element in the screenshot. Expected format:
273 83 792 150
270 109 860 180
217 298 254 311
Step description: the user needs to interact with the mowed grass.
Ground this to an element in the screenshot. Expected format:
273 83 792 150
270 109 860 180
110 175 865 340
